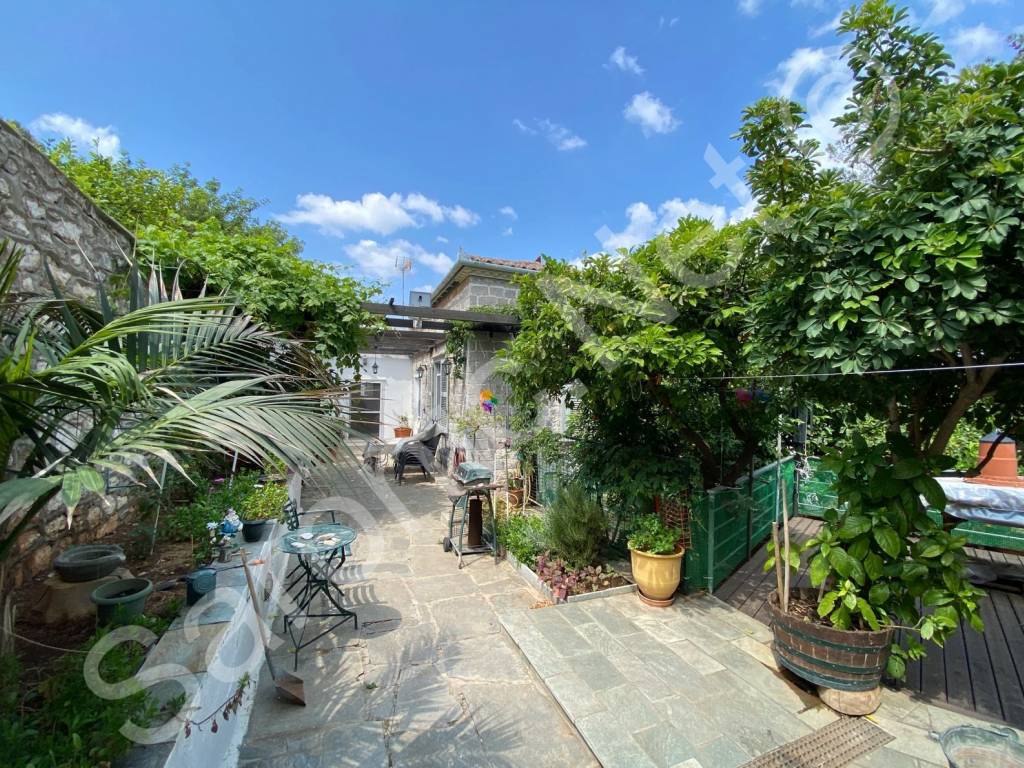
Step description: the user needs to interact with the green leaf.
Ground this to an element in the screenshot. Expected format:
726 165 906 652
873 526 902 559
886 654 907 680
809 554 830 586
818 591 839 617
857 599 880 630
868 582 890 606
914 476 947 510
839 514 871 540
864 552 884 581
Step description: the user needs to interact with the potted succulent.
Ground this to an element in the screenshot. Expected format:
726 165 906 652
627 514 684 607
394 415 413 438
767 436 985 715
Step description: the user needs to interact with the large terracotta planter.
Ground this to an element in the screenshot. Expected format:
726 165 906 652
629 545 684 606
394 426 413 438
768 589 893 713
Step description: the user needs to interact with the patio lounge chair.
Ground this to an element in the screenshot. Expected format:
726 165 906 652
393 420 446 483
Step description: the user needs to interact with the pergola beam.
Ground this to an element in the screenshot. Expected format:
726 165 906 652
363 301 520 327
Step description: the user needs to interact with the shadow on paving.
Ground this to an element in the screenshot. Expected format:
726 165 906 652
239 460 596 767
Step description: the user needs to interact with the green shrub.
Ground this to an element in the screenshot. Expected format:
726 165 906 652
0 615 170 768
627 515 681 555
544 483 608 568
161 470 263 562
498 514 546 565
240 482 288 521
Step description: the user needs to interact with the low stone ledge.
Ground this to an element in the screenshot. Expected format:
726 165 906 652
117 522 284 768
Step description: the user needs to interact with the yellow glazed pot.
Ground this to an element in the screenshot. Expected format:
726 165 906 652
629 545 684 605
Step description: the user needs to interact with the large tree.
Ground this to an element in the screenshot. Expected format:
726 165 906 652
740 0 1024 457
502 218 781 497
47 141 376 367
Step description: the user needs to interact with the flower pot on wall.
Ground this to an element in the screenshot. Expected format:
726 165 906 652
90 578 153 625
241 519 269 543
768 589 893 714
629 545 684 606
394 427 413 438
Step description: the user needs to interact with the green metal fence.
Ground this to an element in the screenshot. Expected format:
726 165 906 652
798 458 1024 551
683 457 796 594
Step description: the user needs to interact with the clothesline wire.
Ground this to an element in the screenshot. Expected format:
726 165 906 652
707 360 1024 382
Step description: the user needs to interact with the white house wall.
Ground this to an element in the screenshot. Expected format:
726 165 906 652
337 354 414 441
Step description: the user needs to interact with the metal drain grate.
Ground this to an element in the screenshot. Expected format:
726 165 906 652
741 716 894 768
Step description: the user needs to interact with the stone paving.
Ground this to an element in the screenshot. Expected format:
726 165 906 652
501 590 1020 768
238 464 596 767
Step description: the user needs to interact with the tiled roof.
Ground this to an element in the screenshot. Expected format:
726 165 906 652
466 254 543 271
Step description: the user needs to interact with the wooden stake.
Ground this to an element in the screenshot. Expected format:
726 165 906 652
781 488 791 614
771 521 785 612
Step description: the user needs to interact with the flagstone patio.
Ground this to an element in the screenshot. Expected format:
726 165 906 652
237 464 596 767
500 590 1019 768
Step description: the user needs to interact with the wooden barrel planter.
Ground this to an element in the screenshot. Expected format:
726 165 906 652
768 589 893 693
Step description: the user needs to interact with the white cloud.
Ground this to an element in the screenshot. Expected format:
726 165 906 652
30 113 121 157
446 205 480 228
276 192 478 237
514 118 587 151
738 0 764 16
769 45 851 159
809 11 843 39
512 118 536 135
596 197 747 251
499 206 518 220
607 46 644 75
623 92 680 136
923 0 1006 28
343 239 453 279
436 235 449 244
950 23 1006 63
502 227 514 237
925 0 967 25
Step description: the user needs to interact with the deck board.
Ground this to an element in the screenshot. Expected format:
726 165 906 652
716 515 1024 729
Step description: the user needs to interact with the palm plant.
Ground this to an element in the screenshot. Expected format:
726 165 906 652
0 239 354 558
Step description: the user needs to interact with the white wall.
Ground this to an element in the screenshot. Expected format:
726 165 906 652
338 354 415 441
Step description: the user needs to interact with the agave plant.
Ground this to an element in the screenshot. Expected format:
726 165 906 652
0 239 354 558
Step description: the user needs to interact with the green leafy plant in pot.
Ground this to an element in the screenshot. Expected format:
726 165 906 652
240 482 289 543
627 514 684 607
767 434 985 715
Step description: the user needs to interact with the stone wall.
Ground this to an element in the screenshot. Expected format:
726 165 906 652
442 272 520 310
0 119 133 299
0 118 140 586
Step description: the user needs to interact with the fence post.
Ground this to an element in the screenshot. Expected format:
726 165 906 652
707 493 716 595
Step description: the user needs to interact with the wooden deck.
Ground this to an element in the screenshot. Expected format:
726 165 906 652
716 515 1024 729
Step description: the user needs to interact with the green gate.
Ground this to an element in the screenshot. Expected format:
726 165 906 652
683 457 796 594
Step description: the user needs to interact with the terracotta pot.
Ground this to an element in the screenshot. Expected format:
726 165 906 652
394 426 413 438
629 545 684 605
966 431 1023 487
768 589 893 711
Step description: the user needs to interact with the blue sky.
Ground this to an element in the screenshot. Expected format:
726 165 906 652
4 1 1021 301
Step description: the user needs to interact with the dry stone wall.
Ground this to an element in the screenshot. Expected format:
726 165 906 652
0 118 139 586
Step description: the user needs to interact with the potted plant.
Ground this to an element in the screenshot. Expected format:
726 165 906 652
240 482 288 542
767 436 985 715
506 473 525 507
394 415 413 438
627 514 684 607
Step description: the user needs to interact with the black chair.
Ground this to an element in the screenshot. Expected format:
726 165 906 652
393 421 447 484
